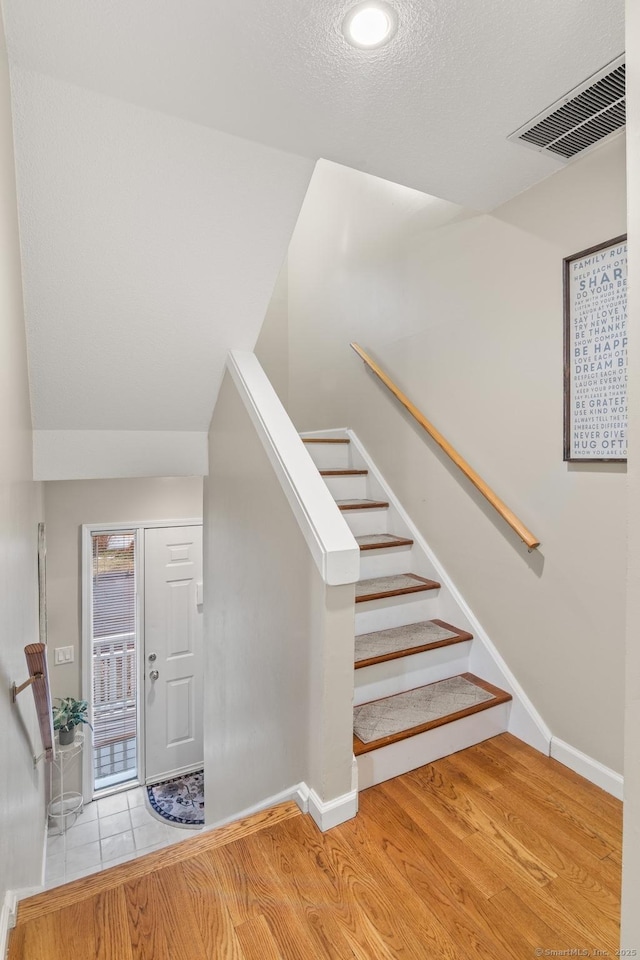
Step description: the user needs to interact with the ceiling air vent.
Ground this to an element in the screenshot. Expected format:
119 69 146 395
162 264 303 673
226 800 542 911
508 55 625 161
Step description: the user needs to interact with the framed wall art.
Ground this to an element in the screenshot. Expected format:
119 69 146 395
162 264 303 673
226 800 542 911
563 234 627 462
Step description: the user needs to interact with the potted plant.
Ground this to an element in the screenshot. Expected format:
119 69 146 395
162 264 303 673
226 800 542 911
52 697 92 745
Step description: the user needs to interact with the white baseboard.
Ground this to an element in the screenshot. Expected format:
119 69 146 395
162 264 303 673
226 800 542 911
308 787 358 831
293 782 310 814
550 737 623 800
204 782 309 832
1 891 17 960
204 780 355 834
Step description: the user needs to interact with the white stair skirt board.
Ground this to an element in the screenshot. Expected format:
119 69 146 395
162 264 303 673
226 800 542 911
308 788 359 832
0 890 18 960
357 702 512 791
550 737 624 801
345 428 552 757
354 642 472 705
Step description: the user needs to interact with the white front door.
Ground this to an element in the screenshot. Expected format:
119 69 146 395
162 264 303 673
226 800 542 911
144 525 203 783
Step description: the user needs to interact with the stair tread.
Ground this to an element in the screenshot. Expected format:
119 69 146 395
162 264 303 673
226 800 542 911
355 573 439 602
320 468 368 476
356 533 414 551
302 437 350 443
355 619 473 668
353 673 512 756
337 498 389 511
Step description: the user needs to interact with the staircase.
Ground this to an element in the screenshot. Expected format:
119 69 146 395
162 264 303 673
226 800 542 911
303 430 514 791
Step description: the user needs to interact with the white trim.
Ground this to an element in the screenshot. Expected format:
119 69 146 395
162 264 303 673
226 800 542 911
346 428 552 755
145 762 204 787
308 788 358 831
82 519 203 801
294 782 310 814
81 518 202 533
227 352 359 586
298 428 351 438
81 524 93 804
40 819 48 888
204 781 356 834
0 891 17 960
137 529 147 791
550 737 624 800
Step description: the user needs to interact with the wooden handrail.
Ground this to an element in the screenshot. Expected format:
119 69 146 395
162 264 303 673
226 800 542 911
12 643 55 761
350 343 540 550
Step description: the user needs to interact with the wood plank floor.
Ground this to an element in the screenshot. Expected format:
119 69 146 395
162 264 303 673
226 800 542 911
10 733 622 960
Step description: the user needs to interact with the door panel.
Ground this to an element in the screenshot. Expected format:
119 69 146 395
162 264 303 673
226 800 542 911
144 525 203 782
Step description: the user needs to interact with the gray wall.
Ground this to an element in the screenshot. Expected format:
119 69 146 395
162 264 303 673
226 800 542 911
0 7 46 899
284 139 627 773
204 371 354 824
255 259 290 408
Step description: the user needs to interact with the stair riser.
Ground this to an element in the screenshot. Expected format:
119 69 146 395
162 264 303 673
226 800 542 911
356 702 511 790
303 444 351 470
322 475 369 500
354 642 472 705
342 510 390 537
355 595 439 634
359 545 415 579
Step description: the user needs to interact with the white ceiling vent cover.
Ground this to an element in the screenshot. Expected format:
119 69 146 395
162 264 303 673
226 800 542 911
508 55 625 162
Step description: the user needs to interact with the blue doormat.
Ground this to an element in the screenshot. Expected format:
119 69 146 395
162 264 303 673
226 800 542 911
146 769 205 828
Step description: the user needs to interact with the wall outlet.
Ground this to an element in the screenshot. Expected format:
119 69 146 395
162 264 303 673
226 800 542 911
54 646 74 665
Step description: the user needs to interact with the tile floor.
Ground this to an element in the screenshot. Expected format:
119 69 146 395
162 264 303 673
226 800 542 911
45 786 198 889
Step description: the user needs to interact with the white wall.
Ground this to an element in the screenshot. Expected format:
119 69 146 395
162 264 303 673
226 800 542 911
0 7 45 902
43 477 203 703
9 67 313 479
286 140 627 774
204 372 354 823
622 0 640 942
255 260 289 407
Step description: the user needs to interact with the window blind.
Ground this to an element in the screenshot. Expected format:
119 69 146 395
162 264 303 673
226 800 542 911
91 531 138 789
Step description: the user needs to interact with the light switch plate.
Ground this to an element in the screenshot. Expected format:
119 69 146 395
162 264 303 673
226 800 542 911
54 646 74 665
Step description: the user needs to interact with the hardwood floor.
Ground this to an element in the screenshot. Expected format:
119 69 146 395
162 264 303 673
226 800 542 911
10 734 622 960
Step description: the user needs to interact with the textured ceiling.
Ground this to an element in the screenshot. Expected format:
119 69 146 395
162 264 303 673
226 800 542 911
3 0 625 209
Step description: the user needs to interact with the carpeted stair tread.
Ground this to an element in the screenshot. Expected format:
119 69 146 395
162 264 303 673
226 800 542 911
320 468 368 476
353 673 512 755
302 437 350 443
355 619 473 668
356 533 414 551
355 573 440 602
337 498 389 511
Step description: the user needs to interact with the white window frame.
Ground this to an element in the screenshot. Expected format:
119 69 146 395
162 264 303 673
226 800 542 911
81 518 202 803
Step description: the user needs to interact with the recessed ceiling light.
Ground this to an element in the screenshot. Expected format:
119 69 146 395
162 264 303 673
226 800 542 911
342 2 398 49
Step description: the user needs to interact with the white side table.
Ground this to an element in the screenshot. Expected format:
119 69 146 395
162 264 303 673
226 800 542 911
48 731 85 835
